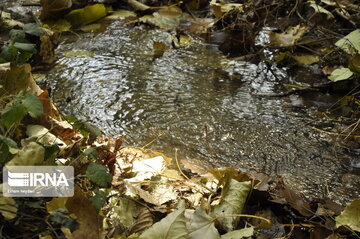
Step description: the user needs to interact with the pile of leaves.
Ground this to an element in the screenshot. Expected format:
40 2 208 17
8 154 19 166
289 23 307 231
1 0 360 238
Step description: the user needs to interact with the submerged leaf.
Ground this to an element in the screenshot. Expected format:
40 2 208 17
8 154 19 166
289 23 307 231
212 179 251 232
336 198 360 231
140 202 188 239
328 67 353 82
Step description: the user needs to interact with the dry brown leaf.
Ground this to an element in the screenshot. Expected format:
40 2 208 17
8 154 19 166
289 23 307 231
129 207 154 235
269 25 308 47
66 186 103 239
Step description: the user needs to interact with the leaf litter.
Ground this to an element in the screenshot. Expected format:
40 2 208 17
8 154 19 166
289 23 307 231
1 0 360 238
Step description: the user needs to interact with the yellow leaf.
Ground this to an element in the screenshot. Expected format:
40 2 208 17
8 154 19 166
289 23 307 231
46 197 69 213
65 4 107 27
0 196 17 220
292 54 320 65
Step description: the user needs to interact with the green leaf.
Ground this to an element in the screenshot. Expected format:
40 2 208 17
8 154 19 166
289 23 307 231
90 189 107 212
211 179 251 232
23 23 45 36
186 208 220 239
0 135 18 164
48 209 78 231
0 45 18 62
0 135 18 149
221 227 254 239
1 103 28 129
13 42 37 53
335 29 360 55
15 52 33 65
140 201 188 239
22 92 43 117
328 67 353 82
86 162 112 187
336 198 360 232
9 29 27 43
84 147 98 159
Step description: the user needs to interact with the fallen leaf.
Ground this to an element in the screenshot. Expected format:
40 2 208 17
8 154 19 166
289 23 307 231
210 0 244 18
186 208 220 239
211 179 251 232
292 54 320 65
269 25 308 47
307 0 334 19
328 67 353 82
129 207 154 235
65 4 107 27
106 10 137 19
46 197 69 213
335 29 360 55
66 186 103 239
336 198 360 231
108 195 138 229
140 201 188 239
0 196 17 220
349 54 360 73
26 125 66 149
6 142 45 166
221 227 254 239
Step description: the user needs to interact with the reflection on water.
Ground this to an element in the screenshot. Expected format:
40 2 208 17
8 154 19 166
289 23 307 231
46 24 359 204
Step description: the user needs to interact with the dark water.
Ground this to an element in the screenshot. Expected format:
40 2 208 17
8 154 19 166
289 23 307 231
45 23 360 204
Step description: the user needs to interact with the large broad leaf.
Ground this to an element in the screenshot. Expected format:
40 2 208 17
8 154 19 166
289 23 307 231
336 198 360 232
22 92 43 117
211 179 251 232
1 103 28 129
86 162 113 187
221 227 254 239
140 201 188 239
335 29 360 55
186 208 220 239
